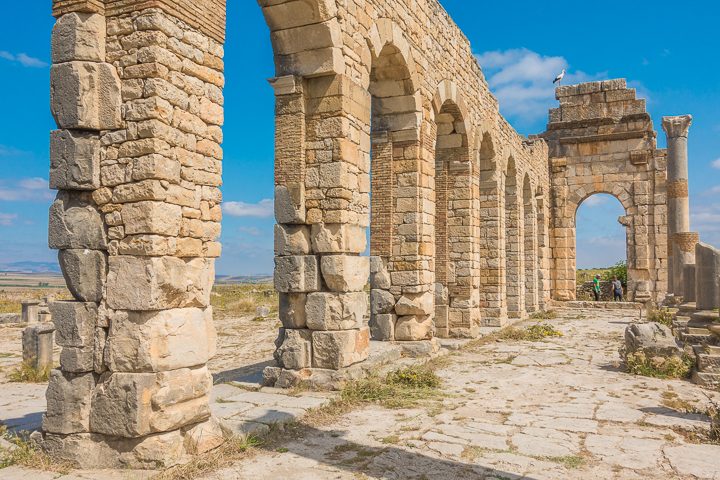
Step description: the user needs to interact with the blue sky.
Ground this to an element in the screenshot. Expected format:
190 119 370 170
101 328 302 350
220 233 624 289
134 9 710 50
0 1 718 274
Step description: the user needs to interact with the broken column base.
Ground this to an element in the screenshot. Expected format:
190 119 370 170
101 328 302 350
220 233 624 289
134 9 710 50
263 341 403 391
38 418 224 470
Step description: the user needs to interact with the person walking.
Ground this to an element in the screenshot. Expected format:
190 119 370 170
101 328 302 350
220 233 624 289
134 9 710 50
612 276 623 302
593 274 601 301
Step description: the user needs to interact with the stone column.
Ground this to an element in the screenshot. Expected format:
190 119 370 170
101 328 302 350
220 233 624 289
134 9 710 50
683 264 696 304
22 323 56 372
695 243 720 312
43 1 226 468
662 115 692 294
672 232 699 299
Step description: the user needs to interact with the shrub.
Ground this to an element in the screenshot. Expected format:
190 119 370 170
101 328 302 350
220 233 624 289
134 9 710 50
341 365 442 409
647 308 674 328
624 350 693 379
602 261 628 286
529 310 558 321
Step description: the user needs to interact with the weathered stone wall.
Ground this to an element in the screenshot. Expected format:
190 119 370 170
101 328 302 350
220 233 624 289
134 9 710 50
45 1 225 468
539 79 668 303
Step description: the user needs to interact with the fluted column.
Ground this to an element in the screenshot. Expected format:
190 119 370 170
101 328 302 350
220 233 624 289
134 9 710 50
662 115 693 295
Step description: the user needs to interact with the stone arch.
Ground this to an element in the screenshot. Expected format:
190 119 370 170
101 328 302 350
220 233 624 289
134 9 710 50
535 185 550 311
260 0 345 77
523 174 539 313
432 92 477 338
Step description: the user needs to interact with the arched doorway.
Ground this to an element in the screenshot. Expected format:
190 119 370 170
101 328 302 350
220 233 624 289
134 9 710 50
575 193 628 301
504 158 524 318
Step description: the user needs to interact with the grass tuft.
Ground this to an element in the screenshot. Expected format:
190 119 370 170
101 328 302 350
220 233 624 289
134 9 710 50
647 308 674 328
211 284 277 319
496 323 563 342
529 310 558 321
8 361 50 383
152 436 260 480
0 428 72 473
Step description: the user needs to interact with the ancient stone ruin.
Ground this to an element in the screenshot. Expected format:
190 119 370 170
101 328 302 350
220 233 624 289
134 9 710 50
40 0 719 468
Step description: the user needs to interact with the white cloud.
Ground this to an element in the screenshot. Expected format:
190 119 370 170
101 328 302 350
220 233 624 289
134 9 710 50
581 196 608 207
692 202 720 246
223 199 273 218
475 48 607 125
0 177 52 202
0 145 31 157
0 50 48 68
238 226 261 236
0 213 17 226
711 158 720 170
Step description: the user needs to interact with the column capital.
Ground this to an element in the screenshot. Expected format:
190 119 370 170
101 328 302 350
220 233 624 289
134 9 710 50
662 115 693 139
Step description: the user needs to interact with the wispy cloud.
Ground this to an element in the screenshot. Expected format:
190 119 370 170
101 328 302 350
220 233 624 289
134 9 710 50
0 177 53 202
0 50 48 68
0 213 17 226
223 199 274 218
582 195 608 207
475 48 607 126
238 226 262 236
711 158 720 170
0 145 31 157
692 202 720 246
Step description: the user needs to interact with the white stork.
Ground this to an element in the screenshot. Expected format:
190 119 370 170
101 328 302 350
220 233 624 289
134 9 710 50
553 69 566 85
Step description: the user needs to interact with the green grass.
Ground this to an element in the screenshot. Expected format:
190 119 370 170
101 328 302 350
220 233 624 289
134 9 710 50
341 365 443 409
496 323 563 342
623 350 694 379
529 310 558 320
647 308 674 328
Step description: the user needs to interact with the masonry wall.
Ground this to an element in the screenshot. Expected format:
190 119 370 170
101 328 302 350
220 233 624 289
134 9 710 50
540 79 668 303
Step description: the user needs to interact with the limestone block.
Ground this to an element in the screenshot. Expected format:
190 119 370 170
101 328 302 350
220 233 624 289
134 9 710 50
274 328 312 369
50 130 100 190
370 256 391 289
395 292 434 316
305 291 367 330
683 264 696 303
22 323 55 371
106 256 214 310
52 12 106 63
184 417 225 455
311 327 369 369
275 184 305 224
90 367 212 438
43 369 95 435
369 313 396 341
105 307 216 372
274 255 320 293
49 192 107 250
370 289 395 315
311 223 366 254
279 293 307 329
274 224 310 255
121 201 183 237
59 249 106 302
60 345 95 373
395 315 433 341
624 323 681 357
50 61 122 131
320 255 369 292
50 301 97 348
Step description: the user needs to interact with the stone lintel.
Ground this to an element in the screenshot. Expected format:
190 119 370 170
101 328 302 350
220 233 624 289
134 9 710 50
662 115 693 139
52 0 105 17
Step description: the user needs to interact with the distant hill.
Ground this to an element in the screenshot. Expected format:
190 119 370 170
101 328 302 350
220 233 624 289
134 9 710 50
0 261 61 274
216 275 273 284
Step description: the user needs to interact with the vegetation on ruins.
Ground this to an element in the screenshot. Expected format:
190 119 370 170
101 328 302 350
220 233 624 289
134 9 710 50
8 361 50 383
623 350 694 379
647 307 675 328
0 426 71 472
496 323 564 342
210 284 278 319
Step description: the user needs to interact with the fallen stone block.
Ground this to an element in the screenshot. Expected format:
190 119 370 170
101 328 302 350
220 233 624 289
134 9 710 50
624 322 682 357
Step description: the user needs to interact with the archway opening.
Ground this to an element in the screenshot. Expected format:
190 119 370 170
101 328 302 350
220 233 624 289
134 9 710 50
433 100 470 337
523 175 538 313
575 193 628 301
504 158 523 317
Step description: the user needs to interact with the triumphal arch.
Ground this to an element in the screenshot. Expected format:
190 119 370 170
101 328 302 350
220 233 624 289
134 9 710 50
41 0 695 467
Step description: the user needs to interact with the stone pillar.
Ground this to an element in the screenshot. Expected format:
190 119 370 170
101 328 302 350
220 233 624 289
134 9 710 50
683 264 696 304
21 300 41 323
43 1 226 468
267 73 371 389
695 243 720 312
22 323 55 371
672 232 699 299
662 115 692 294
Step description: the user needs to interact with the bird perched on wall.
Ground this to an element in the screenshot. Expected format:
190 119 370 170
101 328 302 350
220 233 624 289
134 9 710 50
553 69 566 85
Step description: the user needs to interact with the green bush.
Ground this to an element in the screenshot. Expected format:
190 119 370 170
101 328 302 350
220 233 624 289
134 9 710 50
647 308 674 328
603 261 627 286
624 350 693 379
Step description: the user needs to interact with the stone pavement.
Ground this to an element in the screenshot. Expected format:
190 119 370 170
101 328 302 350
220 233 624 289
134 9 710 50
2 308 720 479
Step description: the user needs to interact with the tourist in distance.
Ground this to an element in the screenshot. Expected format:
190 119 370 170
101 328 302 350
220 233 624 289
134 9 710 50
612 276 623 301
593 274 601 301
